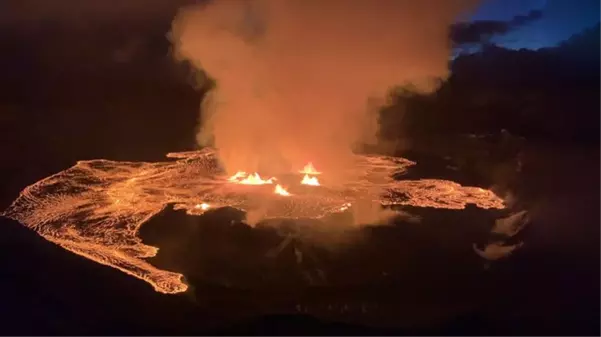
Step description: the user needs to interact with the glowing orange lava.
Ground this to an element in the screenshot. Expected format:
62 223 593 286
195 203 211 210
301 174 320 186
230 172 274 185
274 184 291 196
299 162 321 175
1 148 506 294
339 202 352 211
228 171 247 182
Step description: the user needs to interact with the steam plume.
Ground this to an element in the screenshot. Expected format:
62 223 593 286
171 0 477 174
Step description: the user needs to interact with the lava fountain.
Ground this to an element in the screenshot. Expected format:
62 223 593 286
274 184 291 196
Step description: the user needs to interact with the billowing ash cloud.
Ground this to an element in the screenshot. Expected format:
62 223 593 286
171 0 477 175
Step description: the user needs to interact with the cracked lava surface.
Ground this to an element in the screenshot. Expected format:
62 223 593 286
2 148 504 294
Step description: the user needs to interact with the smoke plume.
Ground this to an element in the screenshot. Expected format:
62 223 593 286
171 0 477 175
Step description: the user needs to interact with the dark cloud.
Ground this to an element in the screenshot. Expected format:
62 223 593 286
510 9 543 26
451 9 544 45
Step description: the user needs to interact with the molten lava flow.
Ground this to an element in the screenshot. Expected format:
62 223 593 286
339 203 352 212
231 172 274 185
274 184 291 196
299 162 321 175
195 203 210 211
241 173 273 185
301 174 320 186
1 148 505 294
228 171 247 182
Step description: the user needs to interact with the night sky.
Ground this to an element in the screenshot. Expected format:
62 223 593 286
471 0 600 49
